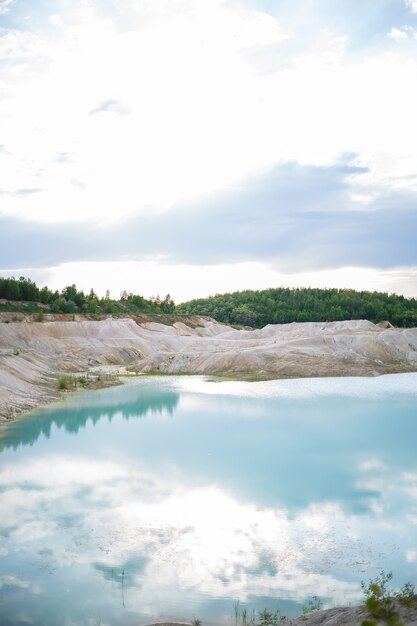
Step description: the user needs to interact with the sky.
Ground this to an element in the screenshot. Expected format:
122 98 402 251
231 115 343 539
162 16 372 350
1 0 417 302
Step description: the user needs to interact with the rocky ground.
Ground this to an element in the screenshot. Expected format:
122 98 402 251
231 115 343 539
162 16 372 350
287 601 417 625
146 599 417 626
1 315 417 420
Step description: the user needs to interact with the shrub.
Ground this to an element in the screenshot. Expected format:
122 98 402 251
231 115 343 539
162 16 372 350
361 571 416 626
302 597 322 615
58 374 74 390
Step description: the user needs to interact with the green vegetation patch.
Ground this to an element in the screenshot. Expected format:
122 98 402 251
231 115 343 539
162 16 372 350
176 286 417 328
57 372 120 391
361 571 416 626
0 276 175 317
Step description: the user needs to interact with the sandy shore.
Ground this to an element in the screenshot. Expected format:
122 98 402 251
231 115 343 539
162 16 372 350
1 315 417 421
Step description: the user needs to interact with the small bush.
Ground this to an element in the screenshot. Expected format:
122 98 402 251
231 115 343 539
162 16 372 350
233 601 286 626
397 581 416 608
302 596 322 616
361 571 417 626
58 373 92 390
258 608 287 625
58 375 74 390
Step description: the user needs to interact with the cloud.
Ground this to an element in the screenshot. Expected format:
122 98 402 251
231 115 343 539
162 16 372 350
89 98 131 116
13 188 42 197
1 160 417 272
405 0 417 13
0 452 362 611
244 0 417 53
0 575 29 590
0 0 15 16
1 0 417 298
388 27 409 40
52 151 72 163
0 187 43 197
69 178 86 189
1 0 417 224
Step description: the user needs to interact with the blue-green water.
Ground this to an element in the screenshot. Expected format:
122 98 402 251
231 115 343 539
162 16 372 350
0 374 417 626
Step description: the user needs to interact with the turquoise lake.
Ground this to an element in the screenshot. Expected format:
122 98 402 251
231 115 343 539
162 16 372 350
0 374 417 626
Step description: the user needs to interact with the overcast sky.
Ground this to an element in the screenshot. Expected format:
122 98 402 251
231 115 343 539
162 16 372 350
1 0 417 302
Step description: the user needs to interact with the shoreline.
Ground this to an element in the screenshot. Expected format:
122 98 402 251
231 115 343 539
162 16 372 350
2 367 417 427
144 600 417 626
0 370 126 426
1 316 417 423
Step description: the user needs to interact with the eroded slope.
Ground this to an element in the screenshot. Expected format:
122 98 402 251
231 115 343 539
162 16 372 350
1 316 417 420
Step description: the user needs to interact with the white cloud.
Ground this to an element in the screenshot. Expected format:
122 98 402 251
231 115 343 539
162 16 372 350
2 444 417 612
0 0 15 16
89 98 131 116
406 549 417 562
388 27 408 41
405 0 417 13
1 1 417 225
0 575 29 590
0 454 363 608
1 0 417 300
0 1 289 222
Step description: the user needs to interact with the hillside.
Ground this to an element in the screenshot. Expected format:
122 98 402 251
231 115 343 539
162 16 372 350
176 287 417 328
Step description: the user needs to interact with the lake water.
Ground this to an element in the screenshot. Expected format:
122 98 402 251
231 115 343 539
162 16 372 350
0 374 417 626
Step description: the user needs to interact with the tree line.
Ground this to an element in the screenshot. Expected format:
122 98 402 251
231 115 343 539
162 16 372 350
0 276 175 316
176 287 417 328
3 277 417 327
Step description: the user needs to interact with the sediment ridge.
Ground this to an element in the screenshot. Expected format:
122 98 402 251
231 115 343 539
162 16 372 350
1 315 417 421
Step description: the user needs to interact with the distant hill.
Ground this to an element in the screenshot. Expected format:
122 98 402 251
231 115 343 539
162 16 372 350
176 287 417 328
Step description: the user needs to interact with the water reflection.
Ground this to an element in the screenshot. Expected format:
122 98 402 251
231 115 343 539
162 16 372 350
0 381 179 452
0 376 416 625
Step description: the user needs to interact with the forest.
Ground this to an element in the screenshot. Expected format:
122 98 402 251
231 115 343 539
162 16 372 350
2 277 417 327
0 276 175 316
176 287 417 328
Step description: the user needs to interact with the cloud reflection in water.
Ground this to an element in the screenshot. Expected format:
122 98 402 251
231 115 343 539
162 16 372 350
0 375 416 624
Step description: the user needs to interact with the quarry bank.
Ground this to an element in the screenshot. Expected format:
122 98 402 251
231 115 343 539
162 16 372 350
1 314 417 421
